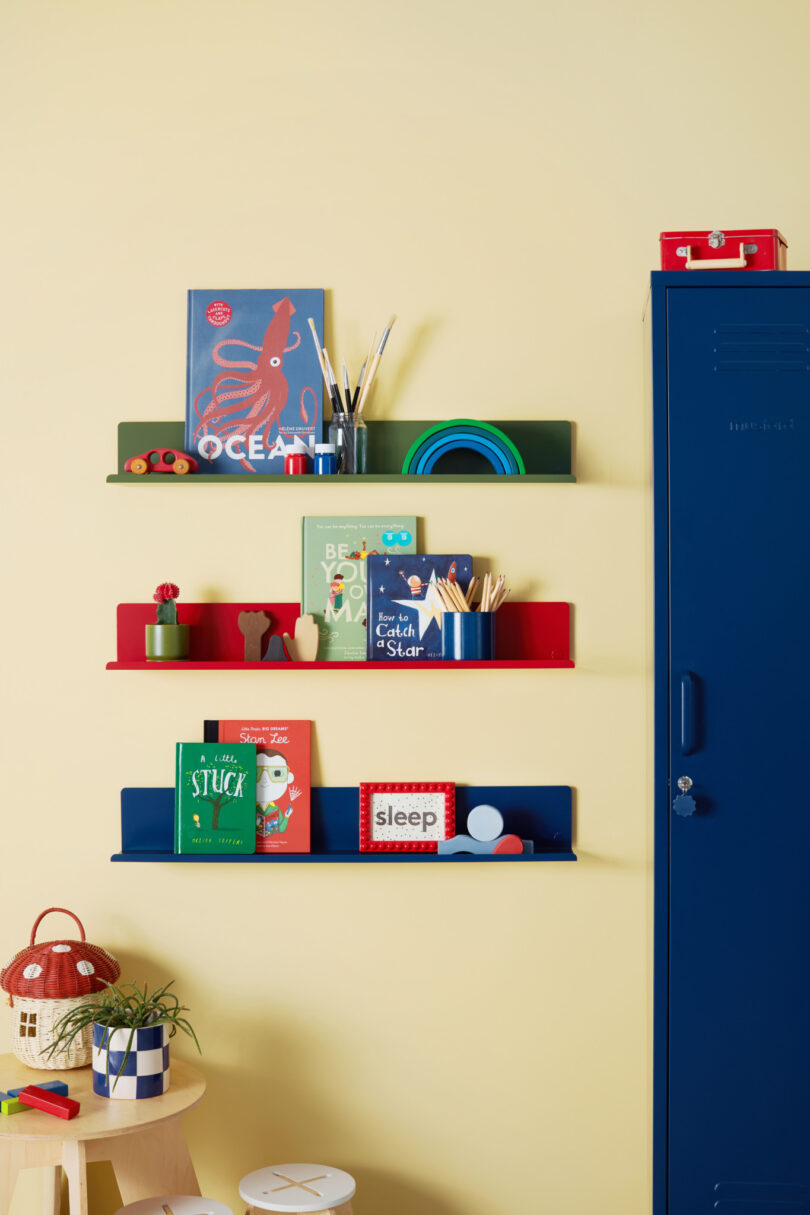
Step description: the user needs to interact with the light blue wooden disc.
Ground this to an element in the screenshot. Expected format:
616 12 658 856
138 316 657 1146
467 804 504 842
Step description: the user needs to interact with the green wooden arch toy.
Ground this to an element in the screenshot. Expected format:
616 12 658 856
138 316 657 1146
401 419 526 475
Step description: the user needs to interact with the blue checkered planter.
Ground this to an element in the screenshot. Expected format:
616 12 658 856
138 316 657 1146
92 1023 170 1100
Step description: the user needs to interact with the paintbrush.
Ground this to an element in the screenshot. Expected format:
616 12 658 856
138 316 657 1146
322 347 345 416
352 331 376 411
356 314 397 415
307 318 335 409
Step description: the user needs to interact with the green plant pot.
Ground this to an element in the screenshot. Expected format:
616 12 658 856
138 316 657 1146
145 624 189 661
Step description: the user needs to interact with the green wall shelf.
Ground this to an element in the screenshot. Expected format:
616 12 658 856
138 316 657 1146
107 421 575 483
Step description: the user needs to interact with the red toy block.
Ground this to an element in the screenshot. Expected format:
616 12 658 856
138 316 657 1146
492 834 524 854
17 1086 80 1120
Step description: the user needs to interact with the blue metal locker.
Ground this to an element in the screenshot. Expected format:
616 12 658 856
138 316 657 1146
651 273 810 1215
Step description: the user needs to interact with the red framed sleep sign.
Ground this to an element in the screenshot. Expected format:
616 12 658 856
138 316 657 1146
359 782 455 852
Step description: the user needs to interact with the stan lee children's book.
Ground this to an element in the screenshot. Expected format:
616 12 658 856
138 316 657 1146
204 720 311 854
185 289 324 475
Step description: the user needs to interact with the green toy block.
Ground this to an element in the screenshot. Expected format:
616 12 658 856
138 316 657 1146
0 1094 31 1115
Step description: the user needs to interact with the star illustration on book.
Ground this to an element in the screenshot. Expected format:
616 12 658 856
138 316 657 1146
384 557 391 566
393 570 445 639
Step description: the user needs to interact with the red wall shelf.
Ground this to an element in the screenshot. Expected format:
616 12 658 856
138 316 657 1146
107 601 573 670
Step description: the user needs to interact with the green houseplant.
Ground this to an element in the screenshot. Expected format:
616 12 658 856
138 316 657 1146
47 981 200 1099
145 582 190 661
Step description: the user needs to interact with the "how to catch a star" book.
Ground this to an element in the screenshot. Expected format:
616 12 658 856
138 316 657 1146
366 554 473 660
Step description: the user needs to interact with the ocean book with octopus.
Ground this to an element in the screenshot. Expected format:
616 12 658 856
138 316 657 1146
185 289 324 474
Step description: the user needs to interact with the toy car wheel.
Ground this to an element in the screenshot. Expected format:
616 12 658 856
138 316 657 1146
173 459 191 475
130 458 148 475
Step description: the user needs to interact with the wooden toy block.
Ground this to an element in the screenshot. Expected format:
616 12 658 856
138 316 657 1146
437 831 532 856
437 834 496 855
467 803 504 841
17 1085 80 1119
7 1080 69 1098
492 833 523 854
238 610 271 662
263 633 289 662
1 1094 31 1115
283 613 319 661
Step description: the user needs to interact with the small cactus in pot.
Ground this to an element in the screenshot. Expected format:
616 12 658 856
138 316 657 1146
145 582 190 661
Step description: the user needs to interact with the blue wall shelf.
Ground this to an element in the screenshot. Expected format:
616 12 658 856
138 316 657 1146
112 785 576 863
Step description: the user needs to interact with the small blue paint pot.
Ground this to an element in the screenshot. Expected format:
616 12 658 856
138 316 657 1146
314 443 337 475
441 612 496 661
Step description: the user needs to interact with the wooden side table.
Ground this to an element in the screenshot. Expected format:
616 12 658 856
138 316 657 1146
0 1052 205 1215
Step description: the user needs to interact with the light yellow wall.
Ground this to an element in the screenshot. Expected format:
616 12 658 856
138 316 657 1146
3 1 808 1211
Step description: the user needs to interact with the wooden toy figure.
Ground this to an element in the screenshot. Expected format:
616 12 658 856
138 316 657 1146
283 615 319 662
238 611 271 662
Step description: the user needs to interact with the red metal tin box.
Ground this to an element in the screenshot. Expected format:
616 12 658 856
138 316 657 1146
660 229 787 271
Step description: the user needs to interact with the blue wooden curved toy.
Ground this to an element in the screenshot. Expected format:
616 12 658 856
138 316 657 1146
402 420 526 476
415 433 517 474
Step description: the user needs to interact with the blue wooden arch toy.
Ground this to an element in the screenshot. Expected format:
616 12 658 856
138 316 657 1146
401 420 526 476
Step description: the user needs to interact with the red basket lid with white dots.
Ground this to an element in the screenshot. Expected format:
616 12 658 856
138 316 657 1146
0 908 120 999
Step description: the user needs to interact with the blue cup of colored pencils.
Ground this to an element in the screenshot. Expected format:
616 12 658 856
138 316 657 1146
437 573 508 660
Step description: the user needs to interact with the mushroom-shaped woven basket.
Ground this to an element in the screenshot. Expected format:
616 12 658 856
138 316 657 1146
1 907 120 1069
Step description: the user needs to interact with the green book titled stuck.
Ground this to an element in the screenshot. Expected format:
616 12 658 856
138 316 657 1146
175 743 256 854
302 515 418 661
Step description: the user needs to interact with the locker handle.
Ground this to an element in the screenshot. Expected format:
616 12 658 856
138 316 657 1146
680 671 696 755
685 243 747 270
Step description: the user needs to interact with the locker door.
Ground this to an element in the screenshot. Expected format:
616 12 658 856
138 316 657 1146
666 287 810 1213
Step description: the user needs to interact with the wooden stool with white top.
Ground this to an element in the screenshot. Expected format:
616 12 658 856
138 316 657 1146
114 1199 232 1215
239 1164 355 1215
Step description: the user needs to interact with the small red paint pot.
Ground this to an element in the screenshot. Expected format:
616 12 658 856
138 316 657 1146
284 452 309 475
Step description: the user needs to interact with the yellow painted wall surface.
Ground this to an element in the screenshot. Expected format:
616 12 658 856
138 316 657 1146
2 2 808 1211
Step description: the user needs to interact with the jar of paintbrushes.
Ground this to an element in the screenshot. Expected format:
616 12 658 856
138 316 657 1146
437 573 510 661
329 411 368 475
307 314 397 476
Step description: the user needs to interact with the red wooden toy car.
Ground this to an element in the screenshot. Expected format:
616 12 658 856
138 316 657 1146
124 448 199 475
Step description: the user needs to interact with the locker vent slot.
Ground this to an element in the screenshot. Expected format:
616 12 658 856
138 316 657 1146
713 323 810 371
716 342 808 352
713 1204 809 1212
714 361 810 371
714 324 809 334
714 1180 810 1212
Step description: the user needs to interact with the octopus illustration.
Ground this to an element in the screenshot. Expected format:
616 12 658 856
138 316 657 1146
192 297 316 472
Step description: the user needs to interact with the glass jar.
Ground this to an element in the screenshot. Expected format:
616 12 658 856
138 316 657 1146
328 412 368 475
